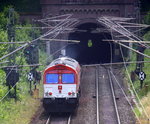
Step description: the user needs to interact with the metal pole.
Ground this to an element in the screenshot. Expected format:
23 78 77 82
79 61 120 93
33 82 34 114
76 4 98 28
14 85 17 101
140 80 143 89
29 81 32 95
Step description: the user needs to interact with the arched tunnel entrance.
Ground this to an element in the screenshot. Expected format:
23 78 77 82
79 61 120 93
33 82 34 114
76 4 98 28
66 23 114 64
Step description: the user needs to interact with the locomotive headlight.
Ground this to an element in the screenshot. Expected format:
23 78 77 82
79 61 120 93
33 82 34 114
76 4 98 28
49 92 53 96
68 92 72 95
68 92 75 96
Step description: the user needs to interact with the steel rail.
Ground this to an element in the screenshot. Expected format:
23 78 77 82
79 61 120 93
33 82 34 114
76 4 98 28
110 70 142 124
45 115 51 124
46 114 71 124
107 70 121 124
67 114 72 124
96 66 100 124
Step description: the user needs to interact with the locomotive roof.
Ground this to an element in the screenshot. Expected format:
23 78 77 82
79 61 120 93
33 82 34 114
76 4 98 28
46 57 79 70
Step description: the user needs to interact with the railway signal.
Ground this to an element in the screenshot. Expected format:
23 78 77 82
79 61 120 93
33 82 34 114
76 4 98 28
5 8 19 100
139 71 146 89
4 68 19 86
28 72 33 81
4 68 19 98
27 68 41 95
24 45 39 64
27 72 33 94
88 39 93 47
139 71 146 81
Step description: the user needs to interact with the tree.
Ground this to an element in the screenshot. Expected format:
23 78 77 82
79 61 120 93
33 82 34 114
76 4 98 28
0 6 19 30
143 11 150 41
0 30 8 58
144 11 150 25
0 7 40 63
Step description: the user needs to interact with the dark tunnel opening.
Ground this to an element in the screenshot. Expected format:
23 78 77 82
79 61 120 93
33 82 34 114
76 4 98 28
66 23 114 64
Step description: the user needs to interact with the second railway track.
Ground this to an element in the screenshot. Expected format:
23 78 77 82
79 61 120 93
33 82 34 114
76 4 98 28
96 66 121 124
107 69 121 124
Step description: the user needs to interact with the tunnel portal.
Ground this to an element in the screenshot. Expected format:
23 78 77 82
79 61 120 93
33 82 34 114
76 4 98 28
66 23 114 64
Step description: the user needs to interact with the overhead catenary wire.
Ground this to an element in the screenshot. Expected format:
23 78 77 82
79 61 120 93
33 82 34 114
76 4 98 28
0 78 19 102
0 64 42 69
119 44 150 122
82 60 150 67
110 70 142 124
97 16 150 49
0 14 79 61
46 44 69 63
107 70 121 124
106 20 150 122
98 16 150 59
0 50 25 98
0 14 79 102
0 43 69 102
103 39 150 44
40 38 80 43
109 28 142 123
0 61 9 64
36 14 72 22
116 41 150 59
109 44 141 124
0 42 28 44
0 64 20 102
105 20 149 123
0 64 31 103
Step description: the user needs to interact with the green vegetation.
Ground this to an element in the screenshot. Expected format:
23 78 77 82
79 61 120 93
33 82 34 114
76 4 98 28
131 9 150 97
0 30 8 58
144 11 150 25
126 10 150 98
0 7 46 124
123 11 150 123
127 50 150 98
0 81 42 124
125 43 150 124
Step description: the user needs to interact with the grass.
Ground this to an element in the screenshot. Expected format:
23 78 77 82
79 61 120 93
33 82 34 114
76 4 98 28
0 80 43 124
0 61 45 124
125 49 150 123
0 49 48 124
0 94 41 124
138 93 150 123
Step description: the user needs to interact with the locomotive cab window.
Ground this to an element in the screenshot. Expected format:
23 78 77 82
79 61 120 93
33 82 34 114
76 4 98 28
62 74 74 84
46 74 58 83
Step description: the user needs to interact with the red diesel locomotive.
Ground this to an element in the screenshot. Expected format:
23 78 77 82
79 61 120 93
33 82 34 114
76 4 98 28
43 57 81 113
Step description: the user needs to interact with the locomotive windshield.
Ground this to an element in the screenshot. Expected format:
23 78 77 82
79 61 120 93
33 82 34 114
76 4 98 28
62 74 74 84
46 74 58 83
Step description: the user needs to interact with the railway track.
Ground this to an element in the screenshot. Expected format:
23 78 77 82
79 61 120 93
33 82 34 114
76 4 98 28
107 69 121 124
30 65 135 124
45 114 72 124
95 66 100 124
96 66 121 124
109 67 136 124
